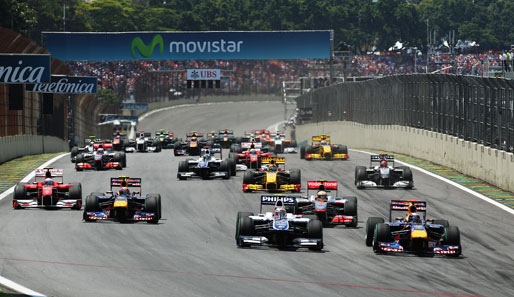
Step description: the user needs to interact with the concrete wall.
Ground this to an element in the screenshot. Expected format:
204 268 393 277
0 135 68 164
296 121 514 193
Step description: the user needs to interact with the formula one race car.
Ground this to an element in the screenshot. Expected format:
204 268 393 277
235 195 323 250
112 130 127 151
125 131 162 153
174 132 207 156
300 135 348 160
264 131 297 154
70 136 114 162
294 180 358 227
83 176 161 223
365 200 461 256
13 168 82 209
207 129 236 148
155 129 179 149
228 145 274 171
354 154 413 189
177 148 235 180
75 146 126 171
242 157 301 193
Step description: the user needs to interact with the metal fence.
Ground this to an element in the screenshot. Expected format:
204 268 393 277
296 74 514 152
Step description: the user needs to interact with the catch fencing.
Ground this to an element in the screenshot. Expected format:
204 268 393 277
296 74 514 152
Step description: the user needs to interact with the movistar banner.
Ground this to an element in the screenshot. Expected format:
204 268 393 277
27 75 98 94
0 54 50 83
43 31 331 61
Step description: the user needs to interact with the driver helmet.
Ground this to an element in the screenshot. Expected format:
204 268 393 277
317 190 328 201
44 178 53 185
203 150 211 161
380 160 388 168
118 188 130 196
274 206 287 219
249 148 257 155
191 137 197 142
320 140 327 145
407 213 422 224
268 160 277 171
97 147 104 154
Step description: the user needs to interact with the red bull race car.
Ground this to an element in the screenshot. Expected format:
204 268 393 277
365 200 461 256
13 168 82 209
83 177 161 223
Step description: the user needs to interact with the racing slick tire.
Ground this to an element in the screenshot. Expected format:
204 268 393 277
366 217 384 246
307 219 323 251
339 145 348 155
400 166 413 189
177 161 189 180
120 152 127 168
373 223 392 253
433 219 450 228
152 139 162 152
69 183 82 210
343 196 358 227
444 226 462 257
275 144 283 154
289 169 301 190
237 216 254 247
145 195 160 224
243 170 254 186
173 143 181 156
13 183 27 208
228 152 239 163
235 212 254 240
227 157 236 176
147 194 162 220
300 145 306 159
220 160 231 179
83 194 100 222
355 166 367 188
75 154 85 171
291 140 297 148
71 147 79 159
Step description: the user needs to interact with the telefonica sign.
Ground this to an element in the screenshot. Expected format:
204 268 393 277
0 54 51 84
26 75 98 94
43 31 331 61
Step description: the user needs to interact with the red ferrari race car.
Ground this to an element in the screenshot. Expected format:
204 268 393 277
229 145 274 170
13 168 82 209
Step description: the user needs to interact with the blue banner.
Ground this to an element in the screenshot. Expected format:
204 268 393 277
26 75 98 94
120 103 148 110
0 54 50 83
43 31 331 61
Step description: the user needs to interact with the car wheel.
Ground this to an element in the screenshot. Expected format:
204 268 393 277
145 195 159 224
365 217 384 246
343 196 358 226
307 219 323 251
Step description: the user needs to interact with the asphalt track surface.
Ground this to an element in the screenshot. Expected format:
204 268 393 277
0 101 513 297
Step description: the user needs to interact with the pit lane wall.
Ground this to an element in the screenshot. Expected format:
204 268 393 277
0 135 68 163
295 121 514 193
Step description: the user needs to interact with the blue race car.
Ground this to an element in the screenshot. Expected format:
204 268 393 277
365 200 461 256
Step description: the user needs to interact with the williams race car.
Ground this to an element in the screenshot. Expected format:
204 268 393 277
242 157 301 193
300 135 348 160
13 168 82 209
354 154 413 189
83 176 161 223
177 148 235 180
75 146 126 171
235 195 323 250
294 180 358 227
365 200 461 256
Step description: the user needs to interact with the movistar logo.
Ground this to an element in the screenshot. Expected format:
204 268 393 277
131 34 164 59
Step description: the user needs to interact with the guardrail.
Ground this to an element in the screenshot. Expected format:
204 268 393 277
296 74 514 152
0 135 68 164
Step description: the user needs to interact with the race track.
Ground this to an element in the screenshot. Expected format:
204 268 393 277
0 101 513 297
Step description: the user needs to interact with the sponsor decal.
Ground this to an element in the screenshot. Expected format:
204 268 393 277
0 54 50 83
27 75 98 94
131 34 164 58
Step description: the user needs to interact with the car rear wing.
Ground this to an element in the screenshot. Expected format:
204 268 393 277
219 129 233 135
242 142 262 148
186 132 204 138
261 157 286 164
312 135 330 142
113 132 127 136
371 154 394 162
389 200 427 221
306 180 338 196
260 195 297 212
111 177 142 189
35 168 64 183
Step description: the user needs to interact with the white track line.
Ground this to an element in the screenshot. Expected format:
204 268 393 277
351 149 514 216
0 153 68 297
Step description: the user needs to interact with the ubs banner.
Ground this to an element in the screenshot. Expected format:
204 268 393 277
43 31 331 61
0 54 51 83
27 75 98 94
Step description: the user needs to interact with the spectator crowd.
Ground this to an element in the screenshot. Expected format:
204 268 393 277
66 50 513 99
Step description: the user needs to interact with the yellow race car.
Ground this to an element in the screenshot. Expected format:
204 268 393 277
242 157 301 192
300 135 348 160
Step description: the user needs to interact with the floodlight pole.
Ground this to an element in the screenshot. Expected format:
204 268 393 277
329 30 335 85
